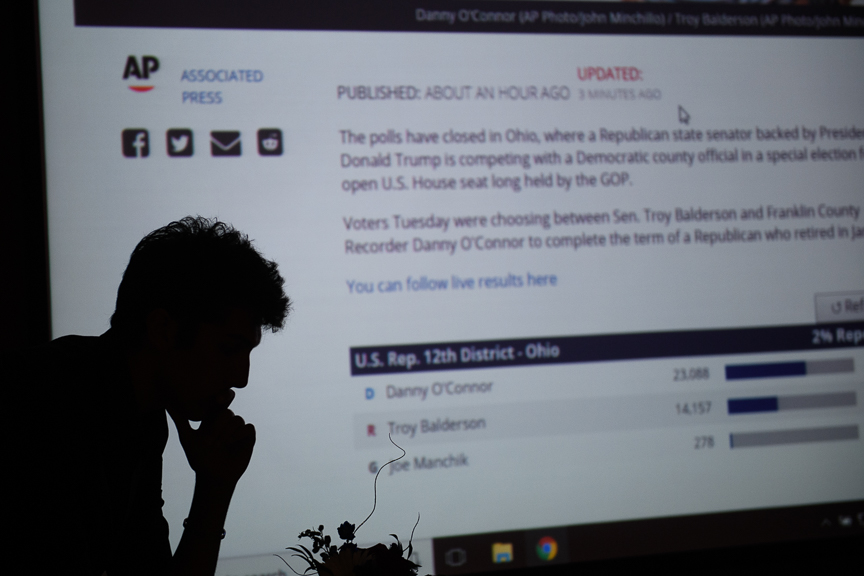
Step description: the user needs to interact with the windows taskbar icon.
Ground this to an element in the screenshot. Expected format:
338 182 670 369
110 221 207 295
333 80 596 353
491 542 513 564
536 536 558 561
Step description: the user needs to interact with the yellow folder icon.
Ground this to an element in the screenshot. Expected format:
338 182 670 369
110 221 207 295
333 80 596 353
492 542 513 563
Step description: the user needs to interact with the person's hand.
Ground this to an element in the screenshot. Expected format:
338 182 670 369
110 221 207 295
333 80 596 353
168 392 256 490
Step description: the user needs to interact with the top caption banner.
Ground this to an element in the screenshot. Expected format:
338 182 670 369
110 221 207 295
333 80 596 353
75 0 864 37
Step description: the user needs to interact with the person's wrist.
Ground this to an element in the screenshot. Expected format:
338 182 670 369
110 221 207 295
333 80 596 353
195 473 237 500
183 517 226 539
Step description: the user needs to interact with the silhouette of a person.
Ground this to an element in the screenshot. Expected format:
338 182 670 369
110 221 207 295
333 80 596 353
9 217 291 576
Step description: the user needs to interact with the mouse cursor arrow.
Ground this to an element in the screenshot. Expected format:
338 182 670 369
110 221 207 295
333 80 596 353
678 106 691 125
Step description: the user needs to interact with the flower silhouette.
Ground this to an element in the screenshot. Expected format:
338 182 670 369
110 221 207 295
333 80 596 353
338 521 356 542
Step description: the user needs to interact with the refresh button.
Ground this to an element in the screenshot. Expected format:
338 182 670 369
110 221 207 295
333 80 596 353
815 291 864 323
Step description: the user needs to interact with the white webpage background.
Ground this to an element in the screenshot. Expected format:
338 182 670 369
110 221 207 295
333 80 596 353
40 0 863 564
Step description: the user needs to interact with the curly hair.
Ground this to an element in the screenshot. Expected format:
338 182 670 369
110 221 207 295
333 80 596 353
110 216 290 344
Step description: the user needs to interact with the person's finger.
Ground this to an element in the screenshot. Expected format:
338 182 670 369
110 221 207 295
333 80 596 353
226 413 246 434
198 409 249 442
232 423 256 458
236 422 256 445
204 408 236 429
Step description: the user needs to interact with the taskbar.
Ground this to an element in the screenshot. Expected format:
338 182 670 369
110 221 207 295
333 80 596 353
431 500 864 574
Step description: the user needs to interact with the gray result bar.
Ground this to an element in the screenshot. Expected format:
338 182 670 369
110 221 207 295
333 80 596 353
805 358 854 375
730 425 859 449
778 391 857 411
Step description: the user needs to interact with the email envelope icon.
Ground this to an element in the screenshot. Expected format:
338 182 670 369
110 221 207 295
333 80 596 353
210 131 241 156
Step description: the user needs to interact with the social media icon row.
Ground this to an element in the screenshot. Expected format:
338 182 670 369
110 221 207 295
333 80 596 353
122 128 283 158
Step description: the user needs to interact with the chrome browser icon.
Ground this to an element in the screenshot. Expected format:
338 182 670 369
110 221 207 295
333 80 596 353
535 536 558 561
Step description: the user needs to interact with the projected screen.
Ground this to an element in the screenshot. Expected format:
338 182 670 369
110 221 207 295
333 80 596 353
39 1 864 574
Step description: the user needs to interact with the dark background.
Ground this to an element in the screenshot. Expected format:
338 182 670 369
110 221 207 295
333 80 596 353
6 1 861 573
6 1 50 350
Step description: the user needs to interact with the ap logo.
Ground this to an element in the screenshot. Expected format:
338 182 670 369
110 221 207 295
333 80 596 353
123 55 159 92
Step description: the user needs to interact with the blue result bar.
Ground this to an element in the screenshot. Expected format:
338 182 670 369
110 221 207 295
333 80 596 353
728 397 779 414
725 361 806 380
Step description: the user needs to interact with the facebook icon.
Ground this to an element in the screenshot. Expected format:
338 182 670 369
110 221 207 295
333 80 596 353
365 388 374 400
122 129 149 158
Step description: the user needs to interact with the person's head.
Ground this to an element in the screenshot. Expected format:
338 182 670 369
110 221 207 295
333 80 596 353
111 216 290 418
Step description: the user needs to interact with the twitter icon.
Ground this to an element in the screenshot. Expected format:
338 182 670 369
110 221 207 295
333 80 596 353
167 128 193 157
